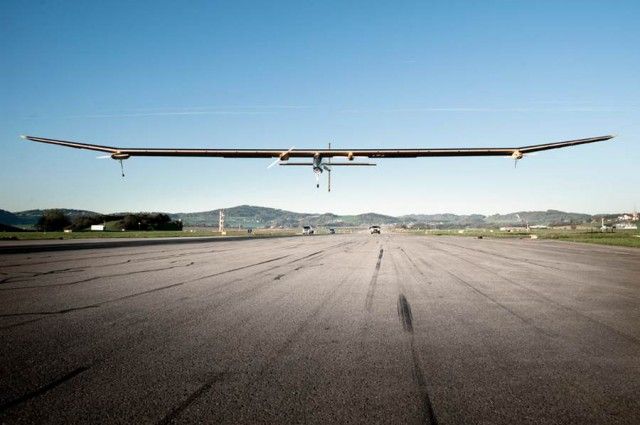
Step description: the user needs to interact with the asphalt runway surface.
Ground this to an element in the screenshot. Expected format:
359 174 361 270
1 234 639 424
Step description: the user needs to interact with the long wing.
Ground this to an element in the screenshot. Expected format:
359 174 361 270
21 135 613 159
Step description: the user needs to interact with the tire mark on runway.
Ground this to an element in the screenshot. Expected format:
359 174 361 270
0 366 89 413
433 238 566 271
251 271 354 381
0 247 184 267
288 250 324 262
398 247 431 284
432 242 640 346
423 244 557 337
0 243 257 268
0 268 86 285
0 256 291 328
396 294 438 425
293 262 324 272
0 262 196 291
432 238 640 299
0 304 99 318
364 248 384 311
157 265 354 423
397 294 414 333
156 372 226 425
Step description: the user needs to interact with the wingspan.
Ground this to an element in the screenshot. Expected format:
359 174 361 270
21 134 613 159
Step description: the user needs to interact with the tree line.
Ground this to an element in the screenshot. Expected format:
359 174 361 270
36 210 183 232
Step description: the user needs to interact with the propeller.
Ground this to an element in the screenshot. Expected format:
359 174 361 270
267 146 295 169
96 154 125 177
510 150 537 168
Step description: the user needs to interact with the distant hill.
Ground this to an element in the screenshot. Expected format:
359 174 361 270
0 209 21 226
484 210 592 226
399 213 486 228
168 206 601 228
0 205 625 229
169 205 397 228
0 222 25 232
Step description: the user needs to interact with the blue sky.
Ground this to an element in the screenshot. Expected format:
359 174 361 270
1 0 638 215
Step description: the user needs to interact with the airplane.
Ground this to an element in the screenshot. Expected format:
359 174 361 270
21 134 614 192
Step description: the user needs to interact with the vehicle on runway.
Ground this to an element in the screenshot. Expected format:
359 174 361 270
369 225 381 234
21 134 614 192
302 226 315 235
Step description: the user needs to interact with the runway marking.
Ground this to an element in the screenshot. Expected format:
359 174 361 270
0 366 89 413
397 294 438 425
364 248 384 311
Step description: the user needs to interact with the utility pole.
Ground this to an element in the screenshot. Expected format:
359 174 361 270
219 209 225 234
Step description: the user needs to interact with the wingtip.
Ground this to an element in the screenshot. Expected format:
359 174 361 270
20 134 27 140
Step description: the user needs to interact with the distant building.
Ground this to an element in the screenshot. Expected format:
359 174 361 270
90 224 105 231
617 212 639 222
499 226 528 232
615 222 638 230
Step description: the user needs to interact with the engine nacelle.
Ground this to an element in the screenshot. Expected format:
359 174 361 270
111 153 131 160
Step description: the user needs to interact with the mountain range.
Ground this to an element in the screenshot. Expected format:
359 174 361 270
0 205 618 229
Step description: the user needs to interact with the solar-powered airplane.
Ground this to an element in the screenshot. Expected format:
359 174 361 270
21 134 613 192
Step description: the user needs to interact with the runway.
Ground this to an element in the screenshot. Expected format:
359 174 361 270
1 234 639 424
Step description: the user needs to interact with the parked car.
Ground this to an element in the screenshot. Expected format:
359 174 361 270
302 226 315 235
329 228 336 234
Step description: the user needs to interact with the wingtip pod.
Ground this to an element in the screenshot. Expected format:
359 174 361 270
20 135 27 140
